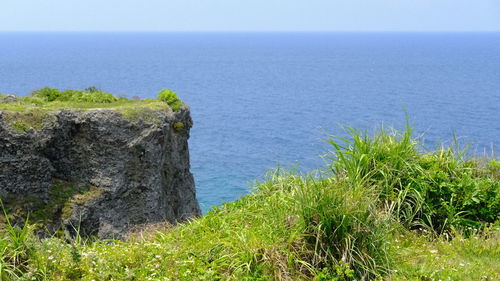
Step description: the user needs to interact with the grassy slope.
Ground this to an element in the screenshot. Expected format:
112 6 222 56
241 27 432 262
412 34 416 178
2 174 498 281
1 123 499 280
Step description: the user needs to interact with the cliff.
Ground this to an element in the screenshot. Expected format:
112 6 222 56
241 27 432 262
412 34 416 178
0 90 201 239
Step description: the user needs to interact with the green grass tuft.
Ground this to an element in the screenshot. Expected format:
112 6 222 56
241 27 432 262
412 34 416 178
325 124 499 235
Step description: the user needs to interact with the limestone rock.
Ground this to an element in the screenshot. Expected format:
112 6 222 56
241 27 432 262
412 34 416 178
0 106 201 239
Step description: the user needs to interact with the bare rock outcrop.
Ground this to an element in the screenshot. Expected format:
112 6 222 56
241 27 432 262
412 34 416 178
0 106 201 239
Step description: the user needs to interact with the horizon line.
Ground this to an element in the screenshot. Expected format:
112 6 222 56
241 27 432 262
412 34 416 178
1 30 500 33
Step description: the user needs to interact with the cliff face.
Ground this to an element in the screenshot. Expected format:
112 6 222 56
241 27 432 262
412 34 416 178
0 107 201 239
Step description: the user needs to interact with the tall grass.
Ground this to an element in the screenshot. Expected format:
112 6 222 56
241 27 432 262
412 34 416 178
0 202 35 280
295 178 392 279
325 123 499 235
0 122 498 280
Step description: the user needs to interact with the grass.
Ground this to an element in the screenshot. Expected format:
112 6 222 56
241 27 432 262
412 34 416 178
0 87 185 132
0 123 498 280
325 122 499 235
0 180 103 241
390 229 499 280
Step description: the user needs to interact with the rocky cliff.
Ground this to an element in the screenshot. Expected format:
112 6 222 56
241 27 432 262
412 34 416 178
0 105 201 239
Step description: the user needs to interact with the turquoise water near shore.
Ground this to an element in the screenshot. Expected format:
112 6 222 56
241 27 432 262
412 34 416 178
1 32 499 212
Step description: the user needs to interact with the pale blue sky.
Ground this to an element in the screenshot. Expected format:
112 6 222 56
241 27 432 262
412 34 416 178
1 0 499 32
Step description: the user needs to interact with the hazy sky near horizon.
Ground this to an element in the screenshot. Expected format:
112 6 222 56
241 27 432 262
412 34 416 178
1 0 499 32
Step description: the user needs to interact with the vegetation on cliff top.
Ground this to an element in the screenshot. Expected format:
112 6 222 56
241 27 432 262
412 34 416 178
1 124 499 280
0 87 185 132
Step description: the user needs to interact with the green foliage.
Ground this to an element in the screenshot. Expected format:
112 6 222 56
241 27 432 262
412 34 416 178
296 177 392 279
157 89 183 111
0 201 35 280
84 86 100 93
1 87 185 110
391 228 500 280
0 122 497 280
2 109 55 133
9 121 30 133
31 87 118 103
118 107 163 124
32 181 81 222
0 87 186 128
31 88 61 102
314 262 356 281
326 124 499 235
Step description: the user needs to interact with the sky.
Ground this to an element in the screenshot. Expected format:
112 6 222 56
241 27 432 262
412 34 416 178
0 0 499 32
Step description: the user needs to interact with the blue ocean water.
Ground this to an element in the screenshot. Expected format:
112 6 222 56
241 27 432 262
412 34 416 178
1 32 499 212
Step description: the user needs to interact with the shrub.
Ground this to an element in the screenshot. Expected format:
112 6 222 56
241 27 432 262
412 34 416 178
31 88 61 102
23 96 47 105
84 86 100 93
71 91 117 103
57 89 80 102
157 89 182 111
30 88 118 103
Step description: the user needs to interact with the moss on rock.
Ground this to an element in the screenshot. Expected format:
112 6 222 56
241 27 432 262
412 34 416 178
61 186 105 220
2 109 56 132
173 121 184 132
0 180 99 231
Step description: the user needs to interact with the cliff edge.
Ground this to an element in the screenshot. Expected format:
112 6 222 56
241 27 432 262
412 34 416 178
0 89 201 239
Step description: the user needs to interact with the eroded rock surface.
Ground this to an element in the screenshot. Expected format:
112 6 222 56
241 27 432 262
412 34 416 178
0 107 201 239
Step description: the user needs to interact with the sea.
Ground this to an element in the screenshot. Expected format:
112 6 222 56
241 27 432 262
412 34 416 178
1 32 499 212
